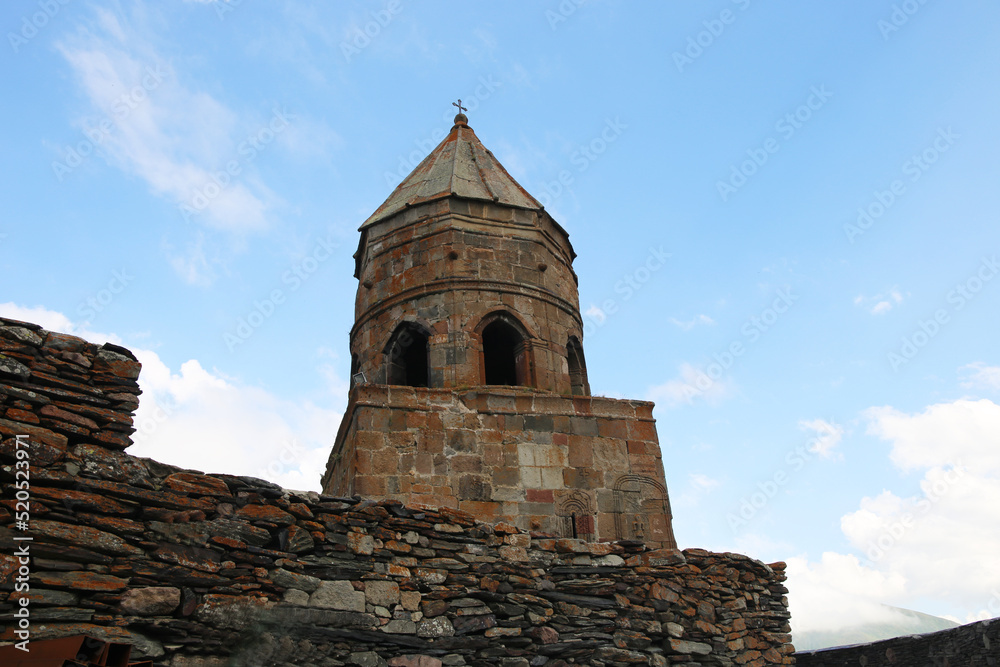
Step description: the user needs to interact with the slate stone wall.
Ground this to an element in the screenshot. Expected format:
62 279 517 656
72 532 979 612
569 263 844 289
794 618 999 666
323 385 677 550
0 320 794 665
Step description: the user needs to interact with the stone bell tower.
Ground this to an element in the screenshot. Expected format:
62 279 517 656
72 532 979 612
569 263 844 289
323 109 677 549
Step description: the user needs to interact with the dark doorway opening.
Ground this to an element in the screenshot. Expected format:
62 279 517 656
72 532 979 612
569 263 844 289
482 319 524 386
385 324 430 387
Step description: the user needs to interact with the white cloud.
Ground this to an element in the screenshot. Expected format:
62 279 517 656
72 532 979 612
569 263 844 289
787 395 1000 629
669 314 715 331
165 232 217 287
689 473 720 491
0 303 341 491
959 362 1000 391
675 472 722 509
854 287 904 315
130 349 341 491
786 553 911 633
647 362 737 408
864 399 1000 473
798 418 844 459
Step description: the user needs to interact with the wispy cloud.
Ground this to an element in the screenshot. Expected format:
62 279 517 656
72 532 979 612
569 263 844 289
854 287 904 315
799 418 844 459
57 9 275 233
52 7 332 285
670 314 715 330
647 362 737 408
959 362 1000 391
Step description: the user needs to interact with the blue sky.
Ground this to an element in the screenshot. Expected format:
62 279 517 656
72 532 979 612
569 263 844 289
3 0 1000 641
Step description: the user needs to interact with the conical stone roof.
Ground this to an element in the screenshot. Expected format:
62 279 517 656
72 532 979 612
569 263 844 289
362 113 543 228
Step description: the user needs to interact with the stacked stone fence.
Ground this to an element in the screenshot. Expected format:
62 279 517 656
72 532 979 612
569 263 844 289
794 618 999 666
0 318 794 666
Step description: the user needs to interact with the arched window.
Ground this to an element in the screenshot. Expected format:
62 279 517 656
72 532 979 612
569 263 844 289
384 323 430 387
567 336 590 396
480 314 531 387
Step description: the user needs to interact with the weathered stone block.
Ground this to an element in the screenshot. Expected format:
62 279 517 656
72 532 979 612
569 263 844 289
120 587 181 616
365 580 400 607
309 581 366 612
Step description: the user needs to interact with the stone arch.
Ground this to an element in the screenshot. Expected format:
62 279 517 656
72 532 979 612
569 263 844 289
383 321 431 388
556 491 595 540
613 474 676 548
475 311 534 387
566 335 590 396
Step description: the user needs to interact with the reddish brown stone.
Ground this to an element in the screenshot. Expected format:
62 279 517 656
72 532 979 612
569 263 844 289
39 404 100 430
164 472 232 497
94 430 133 449
154 543 222 573
529 626 560 644
32 519 143 556
0 417 68 449
234 503 295 526
526 489 554 503
52 400 133 427
32 487 135 516
76 478 213 511
4 407 39 424
75 513 145 535
32 571 128 592
93 348 141 379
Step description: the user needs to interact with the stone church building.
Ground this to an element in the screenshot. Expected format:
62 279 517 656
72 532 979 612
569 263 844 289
323 110 677 550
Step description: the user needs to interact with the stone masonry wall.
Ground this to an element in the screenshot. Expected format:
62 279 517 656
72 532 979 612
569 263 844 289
323 385 676 549
794 618 999 666
352 199 583 394
0 319 794 665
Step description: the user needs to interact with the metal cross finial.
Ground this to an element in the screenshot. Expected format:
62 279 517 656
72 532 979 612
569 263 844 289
452 99 467 114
